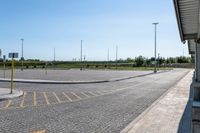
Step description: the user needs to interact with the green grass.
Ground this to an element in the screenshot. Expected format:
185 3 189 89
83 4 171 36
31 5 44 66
0 61 173 71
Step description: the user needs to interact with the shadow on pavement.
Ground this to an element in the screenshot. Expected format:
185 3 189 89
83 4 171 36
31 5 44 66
177 83 192 133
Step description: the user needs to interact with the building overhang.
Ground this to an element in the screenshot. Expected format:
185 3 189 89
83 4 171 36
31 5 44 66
174 0 200 55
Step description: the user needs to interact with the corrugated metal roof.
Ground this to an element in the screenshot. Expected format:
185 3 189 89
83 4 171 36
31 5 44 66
174 0 199 55
174 0 199 41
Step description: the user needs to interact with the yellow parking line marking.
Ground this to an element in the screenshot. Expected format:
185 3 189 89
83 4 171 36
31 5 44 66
71 92 82 100
81 92 90 98
20 92 27 108
32 129 46 133
43 92 50 105
62 92 72 102
5 100 12 108
52 92 61 103
33 92 37 106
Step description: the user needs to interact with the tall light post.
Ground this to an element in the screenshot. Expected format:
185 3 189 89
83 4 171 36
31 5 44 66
152 23 159 73
80 40 83 70
20 38 24 71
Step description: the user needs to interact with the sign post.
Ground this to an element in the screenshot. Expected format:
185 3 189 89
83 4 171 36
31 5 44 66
10 57 14 94
8 53 18 94
3 55 6 79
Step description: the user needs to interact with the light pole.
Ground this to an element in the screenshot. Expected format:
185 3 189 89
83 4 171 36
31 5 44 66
152 23 159 73
80 40 83 70
20 39 24 71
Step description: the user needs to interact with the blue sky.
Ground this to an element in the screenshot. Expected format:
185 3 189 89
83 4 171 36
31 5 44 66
0 0 188 61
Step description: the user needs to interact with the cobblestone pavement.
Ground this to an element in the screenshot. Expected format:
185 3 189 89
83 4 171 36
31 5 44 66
0 89 123 111
0 69 190 133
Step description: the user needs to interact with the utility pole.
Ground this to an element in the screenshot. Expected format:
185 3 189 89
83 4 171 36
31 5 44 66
152 23 159 73
116 45 118 69
80 40 83 70
21 38 24 71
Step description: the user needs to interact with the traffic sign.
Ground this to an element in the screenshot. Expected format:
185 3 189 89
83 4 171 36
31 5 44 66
9 53 18 58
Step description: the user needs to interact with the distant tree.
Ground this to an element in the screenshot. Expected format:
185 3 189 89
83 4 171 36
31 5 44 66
126 57 133 63
135 56 145 67
167 57 176 64
158 57 165 65
176 56 187 63
145 58 152 66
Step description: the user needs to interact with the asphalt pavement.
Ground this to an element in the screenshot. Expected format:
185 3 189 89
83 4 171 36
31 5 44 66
0 69 190 133
0 69 151 81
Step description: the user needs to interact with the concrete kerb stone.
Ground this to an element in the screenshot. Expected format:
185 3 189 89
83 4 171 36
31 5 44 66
0 70 170 84
0 88 23 100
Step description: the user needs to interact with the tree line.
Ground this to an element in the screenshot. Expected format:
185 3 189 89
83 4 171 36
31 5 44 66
124 56 193 67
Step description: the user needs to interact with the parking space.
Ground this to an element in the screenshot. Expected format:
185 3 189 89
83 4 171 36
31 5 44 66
0 69 151 81
0 89 118 111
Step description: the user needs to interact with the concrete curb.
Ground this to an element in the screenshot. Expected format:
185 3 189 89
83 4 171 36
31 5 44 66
0 70 170 84
0 88 24 100
120 70 191 133
0 78 109 84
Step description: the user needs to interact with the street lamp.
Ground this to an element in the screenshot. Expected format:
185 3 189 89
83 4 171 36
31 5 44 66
20 38 24 71
152 23 159 73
